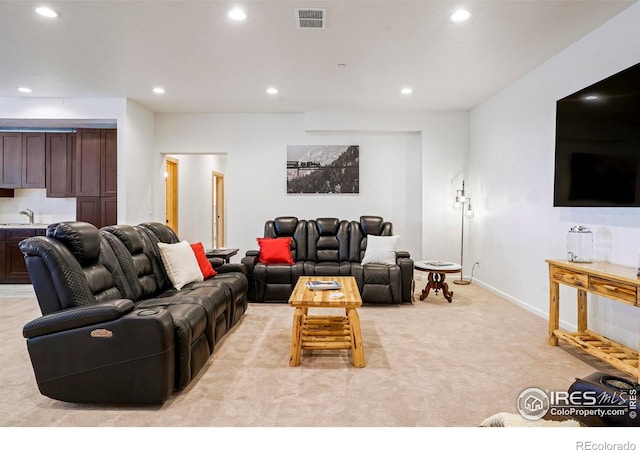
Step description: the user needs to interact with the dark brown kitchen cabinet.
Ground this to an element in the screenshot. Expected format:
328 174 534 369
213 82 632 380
76 196 118 229
75 129 101 197
0 230 5 280
76 128 117 228
46 133 76 198
76 197 101 228
0 227 46 284
21 133 46 188
101 196 118 227
0 132 45 189
101 129 117 197
0 132 22 188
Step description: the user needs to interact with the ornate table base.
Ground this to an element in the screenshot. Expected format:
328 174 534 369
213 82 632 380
414 261 462 303
420 271 454 302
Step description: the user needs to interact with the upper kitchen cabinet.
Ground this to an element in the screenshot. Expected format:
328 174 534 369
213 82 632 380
75 128 101 197
101 129 117 197
22 133 46 188
46 132 76 198
0 132 45 189
75 128 117 228
0 133 21 188
75 128 117 197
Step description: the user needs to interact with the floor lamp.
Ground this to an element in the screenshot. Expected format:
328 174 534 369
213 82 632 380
454 180 473 285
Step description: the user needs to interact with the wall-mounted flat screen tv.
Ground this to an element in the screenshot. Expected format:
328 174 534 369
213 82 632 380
553 62 640 207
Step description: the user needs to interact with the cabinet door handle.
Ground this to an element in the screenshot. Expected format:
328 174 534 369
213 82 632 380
602 284 618 291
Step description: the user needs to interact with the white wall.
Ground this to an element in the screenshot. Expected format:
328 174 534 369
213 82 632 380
468 4 640 348
155 112 469 262
122 99 157 224
167 153 227 246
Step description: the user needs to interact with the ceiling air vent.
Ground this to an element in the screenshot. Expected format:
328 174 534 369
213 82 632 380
295 8 326 29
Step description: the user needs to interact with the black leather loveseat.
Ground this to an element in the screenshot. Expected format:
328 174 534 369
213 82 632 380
242 216 413 304
19 221 248 405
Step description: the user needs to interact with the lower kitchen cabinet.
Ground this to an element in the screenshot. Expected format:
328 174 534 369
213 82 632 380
0 228 46 284
76 196 117 228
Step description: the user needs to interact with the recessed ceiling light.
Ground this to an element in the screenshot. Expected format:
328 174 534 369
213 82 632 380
153 87 166 94
17 87 32 93
228 8 247 21
584 95 599 101
266 87 279 95
450 9 471 22
401 87 413 95
35 6 60 18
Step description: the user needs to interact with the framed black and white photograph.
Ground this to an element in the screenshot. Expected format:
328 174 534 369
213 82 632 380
286 145 359 194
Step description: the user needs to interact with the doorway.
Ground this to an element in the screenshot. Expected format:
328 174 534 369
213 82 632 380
165 157 178 233
212 171 225 248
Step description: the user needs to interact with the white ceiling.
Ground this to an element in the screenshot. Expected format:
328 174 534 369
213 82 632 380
0 0 636 114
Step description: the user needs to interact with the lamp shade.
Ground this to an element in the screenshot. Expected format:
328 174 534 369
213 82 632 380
465 200 474 217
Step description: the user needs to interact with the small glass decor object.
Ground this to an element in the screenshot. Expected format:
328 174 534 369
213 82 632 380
567 226 593 263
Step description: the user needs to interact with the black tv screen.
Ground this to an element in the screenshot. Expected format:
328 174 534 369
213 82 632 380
553 62 640 207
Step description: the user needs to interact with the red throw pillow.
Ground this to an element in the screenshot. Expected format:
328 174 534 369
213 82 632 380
257 237 294 265
190 242 217 279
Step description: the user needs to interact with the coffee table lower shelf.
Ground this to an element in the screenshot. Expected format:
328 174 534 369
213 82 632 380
553 329 639 380
302 315 352 349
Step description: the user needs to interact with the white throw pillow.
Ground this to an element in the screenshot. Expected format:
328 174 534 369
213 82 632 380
360 235 400 265
157 240 204 290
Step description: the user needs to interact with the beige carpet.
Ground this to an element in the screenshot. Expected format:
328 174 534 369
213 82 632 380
0 274 630 427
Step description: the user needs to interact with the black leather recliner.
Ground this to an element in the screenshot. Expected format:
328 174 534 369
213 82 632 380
20 221 248 405
242 215 414 304
243 216 306 302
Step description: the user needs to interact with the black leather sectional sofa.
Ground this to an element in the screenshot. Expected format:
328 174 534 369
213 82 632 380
242 215 414 304
19 221 248 405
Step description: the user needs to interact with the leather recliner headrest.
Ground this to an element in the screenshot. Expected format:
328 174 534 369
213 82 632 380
102 225 143 254
138 222 179 244
46 221 101 266
274 217 298 235
360 216 384 235
315 218 339 235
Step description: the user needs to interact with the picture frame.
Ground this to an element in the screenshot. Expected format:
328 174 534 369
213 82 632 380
286 145 359 194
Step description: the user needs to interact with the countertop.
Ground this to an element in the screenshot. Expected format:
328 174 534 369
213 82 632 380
0 223 49 229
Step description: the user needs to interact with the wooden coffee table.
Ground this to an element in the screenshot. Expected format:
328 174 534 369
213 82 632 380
288 276 365 368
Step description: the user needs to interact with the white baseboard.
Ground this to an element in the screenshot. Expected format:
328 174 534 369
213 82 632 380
471 277 576 331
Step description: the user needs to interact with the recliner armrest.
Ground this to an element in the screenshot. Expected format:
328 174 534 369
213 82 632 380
241 254 258 274
215 263 248 275
207 256 226 268
396 250 411 259
23 299 135 339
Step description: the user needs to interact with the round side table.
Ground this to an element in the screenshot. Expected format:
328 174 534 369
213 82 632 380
414 261 462 303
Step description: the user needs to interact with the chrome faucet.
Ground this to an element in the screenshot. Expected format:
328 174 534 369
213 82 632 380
19 209 34 224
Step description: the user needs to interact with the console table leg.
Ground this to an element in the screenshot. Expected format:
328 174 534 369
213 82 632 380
577 290 588 332
549 278 559 346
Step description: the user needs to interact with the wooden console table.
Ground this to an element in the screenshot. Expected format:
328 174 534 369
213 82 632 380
547 259 640 381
